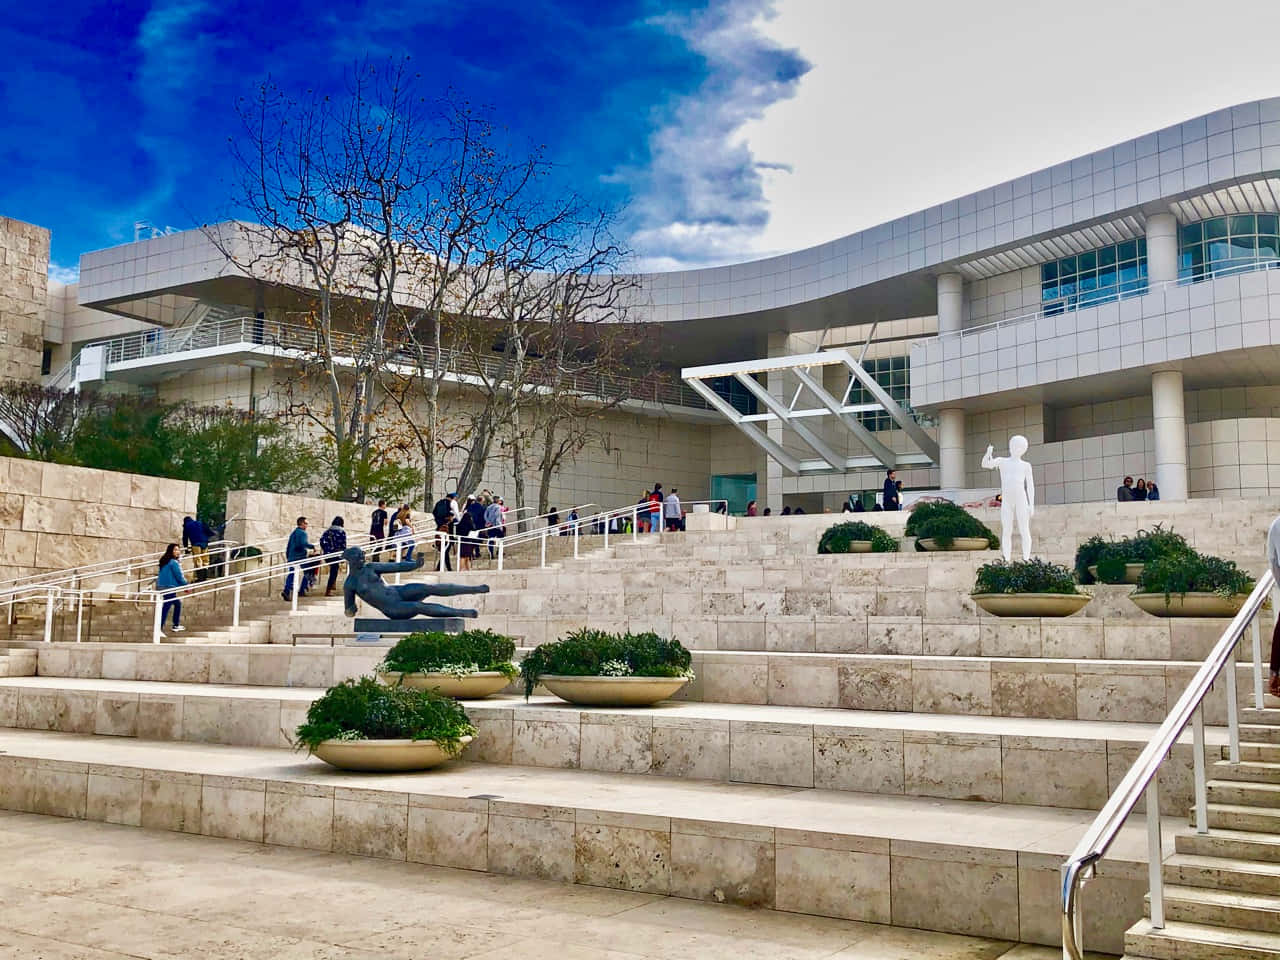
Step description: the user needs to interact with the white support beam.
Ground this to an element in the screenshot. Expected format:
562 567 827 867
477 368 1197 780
733 373 845 470
685 378 803 473
790 367 898 468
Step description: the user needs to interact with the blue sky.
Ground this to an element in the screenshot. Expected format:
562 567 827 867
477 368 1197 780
1 0 810 277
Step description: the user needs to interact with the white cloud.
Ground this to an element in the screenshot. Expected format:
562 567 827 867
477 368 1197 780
732 0 1280 260
48 263 79 285
624 1 811 270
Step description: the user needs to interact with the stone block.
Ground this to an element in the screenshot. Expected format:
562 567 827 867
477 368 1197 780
200 777 265 842
512 714 581 768
407 796 489 871
1001 736 1108 809
767 656 838 707
903 731 1002 802
487 811 574 882
669 820 775 908
814 727 904 794
141 771 202 833
890 841 1019 940
775 837 891 923
992 661 1077 720
333 788 408 860
912 660 992 715
729 720 813 787
574 812 671 894
652 715 730 780
86 768 143 826
265 781 333 851
839 659 912 711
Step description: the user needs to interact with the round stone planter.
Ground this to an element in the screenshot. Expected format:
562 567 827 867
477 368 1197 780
1130 592 1249 618
380 671 511 699
972 592 1091 617
918 537 990 551
311 735 472 772
837 541 873 553
539 675 690 707
1087 563 1144 584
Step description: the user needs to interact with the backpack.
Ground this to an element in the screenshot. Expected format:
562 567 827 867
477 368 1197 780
432 498 452 525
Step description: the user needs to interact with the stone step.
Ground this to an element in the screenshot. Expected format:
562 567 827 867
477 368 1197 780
1176 828 1280 864
1124 917 1280 959
0 675 1221 813
1234 745 1280 764
1243 725 1280 746
1214 760 1280 785
1165 854 1280 896
1207 780 1280 808
20 641 1258 724
0 650 36 677
1244 708 1280 727
1208 803 1280 833
1159 885 1280 934
0 726 1165 954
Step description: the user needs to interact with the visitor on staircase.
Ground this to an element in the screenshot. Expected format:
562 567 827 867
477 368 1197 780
182 515 209 581
156 543 187 635
484 496 503 559
369 500 388 559
282 517 315 600
320 517 347 597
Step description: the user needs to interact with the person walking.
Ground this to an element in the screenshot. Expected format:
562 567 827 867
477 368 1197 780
882 470 900 512
156 543 188 636
282 517 315 601
456 504 477 570
392 506 416 562
664 488 682 532
648 483 663 534
1269 512 1280 697
182 515 209 582
484 496 504 560
369 500 388 559
431 494 455 572
320 516 347 597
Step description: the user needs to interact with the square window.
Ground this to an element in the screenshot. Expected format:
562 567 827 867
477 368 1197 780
1137 237 1147 256
1079 251 1097 272
1059 255 1077 275
1118 240 1137 260
1230 214 1256 236
1098 246 1117 267
1204 217 1228 240
1042 261 1058 282
1258 214 1278 234
1180 222 1203 244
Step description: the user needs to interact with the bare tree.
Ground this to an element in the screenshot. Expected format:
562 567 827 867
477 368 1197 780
0 380 86 461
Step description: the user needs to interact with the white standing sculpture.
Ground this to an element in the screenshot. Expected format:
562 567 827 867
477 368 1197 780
982 435 1035 562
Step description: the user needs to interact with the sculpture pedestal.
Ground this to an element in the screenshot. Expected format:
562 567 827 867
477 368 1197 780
352 617 465 636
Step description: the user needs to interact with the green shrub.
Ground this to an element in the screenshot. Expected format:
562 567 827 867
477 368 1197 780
973 559 1080 596
1094 554 1130 584
909 504 998 549
520 629 694 698
1074 524 1191 583
1136 551 1255 601
818 521 898 554
379 629 518 680
294 677 475 753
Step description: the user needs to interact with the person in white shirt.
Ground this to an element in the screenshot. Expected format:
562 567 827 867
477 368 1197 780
1268 514 1280 696
663 489 682 532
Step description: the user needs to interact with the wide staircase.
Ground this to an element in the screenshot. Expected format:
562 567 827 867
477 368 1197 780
0 497 1277 955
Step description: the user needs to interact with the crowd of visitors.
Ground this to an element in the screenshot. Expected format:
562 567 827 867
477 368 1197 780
1116 476 1161 501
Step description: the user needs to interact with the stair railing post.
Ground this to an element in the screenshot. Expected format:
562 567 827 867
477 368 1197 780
1146 776 1164 929
604 515 610 551
232 576 242 629
632 506 638 543
152 590 163 644
43 589 55 643
1253 606 1267 709
497 537 505 572
1192 707 1207 834
573 522 579 559
540 529 547 569
75 589 84 643
1225 634 1241 764
290 564 300 614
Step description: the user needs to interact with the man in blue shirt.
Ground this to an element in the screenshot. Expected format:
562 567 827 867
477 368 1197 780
882 469 900 511
283 516 316 600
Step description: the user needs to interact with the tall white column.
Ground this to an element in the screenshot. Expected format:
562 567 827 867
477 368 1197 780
1146 213 1178 285
1152 369 1188 501
938 408 966 491
937 273 964 334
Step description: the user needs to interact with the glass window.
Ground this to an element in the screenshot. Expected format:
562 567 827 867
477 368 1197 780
1230 214 1256 236
1098 246 1116 268
1258 214 1278 235
1181 222 1202 245
1041 262 1058 283
1204 217 1228 240
1178 214 1280 280
1041 240 1147 313
1117 240 1137 261
848 356 913 433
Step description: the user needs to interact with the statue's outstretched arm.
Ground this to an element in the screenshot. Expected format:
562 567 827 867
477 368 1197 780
343 585 358 618
368 554 427 576
981 445 998 469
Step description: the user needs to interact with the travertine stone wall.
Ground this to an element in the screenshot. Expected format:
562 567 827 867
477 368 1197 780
224 489 377 554
0 217 49 384
0 456 198 582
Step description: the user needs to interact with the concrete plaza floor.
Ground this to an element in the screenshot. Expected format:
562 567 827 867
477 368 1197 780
0 811 1110 959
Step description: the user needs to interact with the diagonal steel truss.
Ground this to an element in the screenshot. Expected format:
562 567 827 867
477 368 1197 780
681 350 939 474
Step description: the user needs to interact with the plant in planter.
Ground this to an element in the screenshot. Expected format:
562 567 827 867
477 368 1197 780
817 521 898 554
295 676 475 771
1131 550 1256 617
378 629 518 698
1074 524 1191 584
971 558 1091 616
520 629 694 706
906 502 998 551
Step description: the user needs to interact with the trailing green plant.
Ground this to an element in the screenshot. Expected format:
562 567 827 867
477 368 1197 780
817 521 898 554
1136 551 1255 601
519 629 694 697
293 676 475 753
379 629 518 680
972 558 1081 596
909 504 998 549
1074 524 1191 583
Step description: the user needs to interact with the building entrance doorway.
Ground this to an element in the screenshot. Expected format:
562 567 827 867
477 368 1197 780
710 474 757 515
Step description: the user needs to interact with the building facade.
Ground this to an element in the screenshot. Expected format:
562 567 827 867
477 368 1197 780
5 97 1280 511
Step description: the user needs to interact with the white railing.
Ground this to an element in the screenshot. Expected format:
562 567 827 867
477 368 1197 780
71 315 714 411
933 257 1280 351
1060 572 1276 959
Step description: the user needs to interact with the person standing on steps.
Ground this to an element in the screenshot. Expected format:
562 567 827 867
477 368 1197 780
882 469 899 512
156 542 188 635
182 515 209 581
1268 512 1280 697
664 488 682 531
484 496 503 560
648 483 663 534
320 516 347 597
431 494 455 572
369 500 388 559
283 517 316 601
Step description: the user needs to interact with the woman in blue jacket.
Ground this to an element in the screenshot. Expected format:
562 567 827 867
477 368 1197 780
156 543 188 635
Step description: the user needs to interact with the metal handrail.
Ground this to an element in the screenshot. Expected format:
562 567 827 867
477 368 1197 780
72 315 714 411
1061 570 1275 959
928 257 1280 349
